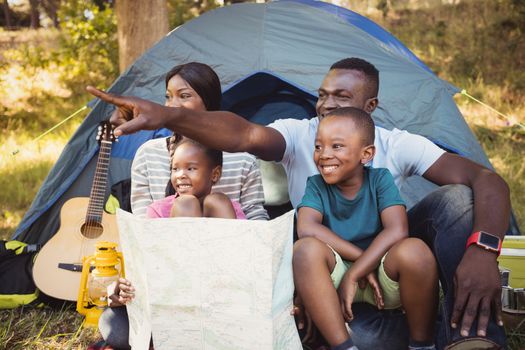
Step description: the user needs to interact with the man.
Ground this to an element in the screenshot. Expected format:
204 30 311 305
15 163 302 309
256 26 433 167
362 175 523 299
87 58 510 349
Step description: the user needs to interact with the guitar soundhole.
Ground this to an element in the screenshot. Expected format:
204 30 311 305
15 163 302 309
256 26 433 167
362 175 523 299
81 222 104 239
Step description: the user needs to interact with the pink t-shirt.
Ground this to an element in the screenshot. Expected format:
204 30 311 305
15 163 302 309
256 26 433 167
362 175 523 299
146 194 246 219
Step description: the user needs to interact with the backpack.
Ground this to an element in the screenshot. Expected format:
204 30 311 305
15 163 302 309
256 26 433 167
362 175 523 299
0 240 42 309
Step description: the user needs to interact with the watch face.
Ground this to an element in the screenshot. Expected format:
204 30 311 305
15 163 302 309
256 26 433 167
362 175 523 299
479 232 500 249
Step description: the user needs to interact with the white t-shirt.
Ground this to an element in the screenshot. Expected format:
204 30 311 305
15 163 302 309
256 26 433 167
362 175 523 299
268 117 446 208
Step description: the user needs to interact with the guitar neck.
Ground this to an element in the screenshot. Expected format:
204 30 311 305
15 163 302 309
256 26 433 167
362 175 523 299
86 140 112 224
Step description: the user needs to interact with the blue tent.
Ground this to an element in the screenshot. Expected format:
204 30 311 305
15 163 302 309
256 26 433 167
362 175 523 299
14 0 520 243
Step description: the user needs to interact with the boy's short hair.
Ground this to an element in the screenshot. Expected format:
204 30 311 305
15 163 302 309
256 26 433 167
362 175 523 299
325 107 375 145
173 138 223 168
330 57 379 99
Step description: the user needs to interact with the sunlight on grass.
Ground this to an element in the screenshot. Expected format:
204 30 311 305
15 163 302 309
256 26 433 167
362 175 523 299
0 123 81 240
0 306 100 350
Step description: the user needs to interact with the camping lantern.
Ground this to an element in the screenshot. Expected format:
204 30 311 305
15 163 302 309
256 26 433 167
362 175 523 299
76 241 125 328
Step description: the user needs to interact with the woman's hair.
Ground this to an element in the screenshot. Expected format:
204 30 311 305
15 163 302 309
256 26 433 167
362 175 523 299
165 62 222 158
165 62 222 111
165 138 223 196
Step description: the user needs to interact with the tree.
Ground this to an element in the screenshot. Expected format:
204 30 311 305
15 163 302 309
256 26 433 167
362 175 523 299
41 0 60 28
3 0 12 28
29 0 40 28
115 0 169 73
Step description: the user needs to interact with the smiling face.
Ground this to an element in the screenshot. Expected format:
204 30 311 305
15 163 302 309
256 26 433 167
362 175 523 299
316 69 378 118
314 116 375 190
170 142 221 201
165 74 207 111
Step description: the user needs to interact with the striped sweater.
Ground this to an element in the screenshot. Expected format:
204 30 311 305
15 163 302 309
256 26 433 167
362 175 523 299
131 137 268 220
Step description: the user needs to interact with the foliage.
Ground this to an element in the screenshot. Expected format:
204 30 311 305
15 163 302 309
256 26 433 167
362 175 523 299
0 0 117 132
57 0 118 92
378 0 525 98
167 0 220 28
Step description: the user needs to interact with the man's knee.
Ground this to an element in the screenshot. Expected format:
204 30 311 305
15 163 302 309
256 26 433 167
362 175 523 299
425 184 473 215
409 184 474 241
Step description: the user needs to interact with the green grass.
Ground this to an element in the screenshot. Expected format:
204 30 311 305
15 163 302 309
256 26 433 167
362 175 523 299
0 0 524 348
0 305 99 350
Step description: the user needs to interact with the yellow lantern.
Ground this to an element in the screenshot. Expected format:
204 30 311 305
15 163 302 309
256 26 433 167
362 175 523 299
76 241 125 327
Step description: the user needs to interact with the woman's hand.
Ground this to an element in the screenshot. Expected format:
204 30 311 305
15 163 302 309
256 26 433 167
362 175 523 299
107 277 135 307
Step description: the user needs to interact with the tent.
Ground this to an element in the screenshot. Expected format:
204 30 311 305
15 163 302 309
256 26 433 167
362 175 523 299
13 0 520 244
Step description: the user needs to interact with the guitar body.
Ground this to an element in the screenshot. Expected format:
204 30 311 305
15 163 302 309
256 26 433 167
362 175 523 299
33 197 120 301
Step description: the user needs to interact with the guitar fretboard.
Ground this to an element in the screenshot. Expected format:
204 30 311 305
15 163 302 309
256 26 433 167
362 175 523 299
85 140 112 224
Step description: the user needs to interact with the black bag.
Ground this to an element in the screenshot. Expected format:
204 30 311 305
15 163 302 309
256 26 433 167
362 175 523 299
0 240 41 309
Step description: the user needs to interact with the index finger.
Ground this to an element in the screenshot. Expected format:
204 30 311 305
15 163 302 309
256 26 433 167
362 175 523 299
86 86 127 107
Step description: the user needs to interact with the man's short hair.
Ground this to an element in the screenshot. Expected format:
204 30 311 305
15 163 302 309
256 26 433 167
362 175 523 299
330 57 379 98
325 107 375 145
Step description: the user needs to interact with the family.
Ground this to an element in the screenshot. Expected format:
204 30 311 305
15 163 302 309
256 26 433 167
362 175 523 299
87 57 510 350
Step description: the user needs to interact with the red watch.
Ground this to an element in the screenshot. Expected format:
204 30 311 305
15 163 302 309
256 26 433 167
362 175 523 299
466 231 502 256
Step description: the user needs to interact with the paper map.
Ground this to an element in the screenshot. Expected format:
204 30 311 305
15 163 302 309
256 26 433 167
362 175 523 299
116 209 301 350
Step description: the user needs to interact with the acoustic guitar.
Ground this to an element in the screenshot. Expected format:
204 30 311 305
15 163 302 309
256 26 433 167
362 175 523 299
33 122 121 301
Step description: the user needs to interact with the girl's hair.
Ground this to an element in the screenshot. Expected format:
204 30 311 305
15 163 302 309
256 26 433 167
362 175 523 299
165 138 223 196
165 62 222 158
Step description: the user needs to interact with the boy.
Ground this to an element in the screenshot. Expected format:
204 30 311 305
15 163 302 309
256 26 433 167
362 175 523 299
294 107 438 350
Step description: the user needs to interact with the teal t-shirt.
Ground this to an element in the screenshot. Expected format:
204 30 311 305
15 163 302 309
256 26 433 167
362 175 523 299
298 167 405 250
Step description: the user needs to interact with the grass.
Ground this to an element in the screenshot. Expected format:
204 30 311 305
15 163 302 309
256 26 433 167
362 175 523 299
0 304 99 350
0 122 84 239
0 0 524 349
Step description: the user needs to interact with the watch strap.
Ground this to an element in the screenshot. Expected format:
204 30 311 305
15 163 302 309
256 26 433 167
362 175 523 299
466 231 502 256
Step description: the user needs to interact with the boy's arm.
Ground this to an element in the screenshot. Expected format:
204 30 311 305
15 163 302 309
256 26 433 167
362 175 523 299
338 204 407 321
345 205 408 282
297 206 363 261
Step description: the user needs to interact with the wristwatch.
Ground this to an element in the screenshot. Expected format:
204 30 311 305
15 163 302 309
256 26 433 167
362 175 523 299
466 231 502 256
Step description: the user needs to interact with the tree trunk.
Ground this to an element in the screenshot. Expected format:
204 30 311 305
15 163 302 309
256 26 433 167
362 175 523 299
41 0 60 28
3 0 12 28
29 0 40 29
115 0 169 73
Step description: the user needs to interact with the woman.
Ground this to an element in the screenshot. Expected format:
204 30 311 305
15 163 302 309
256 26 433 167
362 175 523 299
97 62 268 350
131 62 268 221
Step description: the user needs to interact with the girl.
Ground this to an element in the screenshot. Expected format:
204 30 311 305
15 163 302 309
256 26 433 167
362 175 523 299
146 138 246 220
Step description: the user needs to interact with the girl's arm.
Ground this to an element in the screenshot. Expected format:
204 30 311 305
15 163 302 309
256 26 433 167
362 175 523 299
297 206 363 261
344 205 408 282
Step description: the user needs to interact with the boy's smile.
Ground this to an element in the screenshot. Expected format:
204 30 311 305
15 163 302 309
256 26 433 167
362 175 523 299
314 116 375 197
